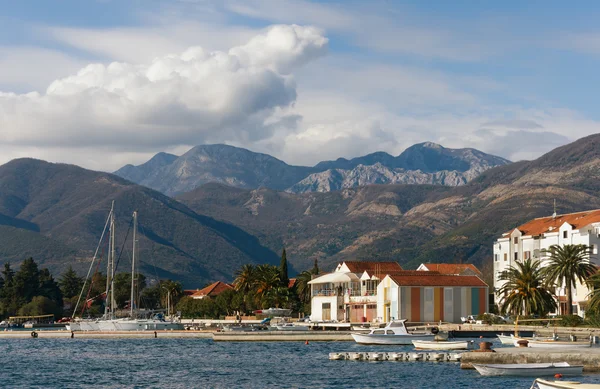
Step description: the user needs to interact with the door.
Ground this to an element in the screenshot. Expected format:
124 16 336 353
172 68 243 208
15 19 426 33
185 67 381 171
322 303 331 321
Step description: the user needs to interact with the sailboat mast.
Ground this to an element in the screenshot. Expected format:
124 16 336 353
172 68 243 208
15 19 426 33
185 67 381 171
110 209 116 320
104 202 114 318
131 211 137 317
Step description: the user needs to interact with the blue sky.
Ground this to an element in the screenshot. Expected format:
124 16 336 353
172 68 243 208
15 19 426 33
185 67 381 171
1 0 599 170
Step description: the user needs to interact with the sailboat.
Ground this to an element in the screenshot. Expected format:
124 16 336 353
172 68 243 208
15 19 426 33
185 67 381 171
67 202 116 332
101 211 184 331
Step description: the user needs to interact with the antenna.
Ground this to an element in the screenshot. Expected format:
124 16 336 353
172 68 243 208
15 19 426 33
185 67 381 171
552 199 557 219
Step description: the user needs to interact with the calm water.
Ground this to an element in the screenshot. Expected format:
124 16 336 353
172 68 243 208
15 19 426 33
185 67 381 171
2 337 600 388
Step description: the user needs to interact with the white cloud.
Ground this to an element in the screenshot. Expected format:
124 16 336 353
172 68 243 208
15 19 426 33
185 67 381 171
0 25 328 169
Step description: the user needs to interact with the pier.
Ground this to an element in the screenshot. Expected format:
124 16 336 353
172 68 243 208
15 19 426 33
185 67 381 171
461 347 600 372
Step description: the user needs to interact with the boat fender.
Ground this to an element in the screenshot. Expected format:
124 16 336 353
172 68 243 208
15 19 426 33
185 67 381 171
430 327 439 335
31 331 38 338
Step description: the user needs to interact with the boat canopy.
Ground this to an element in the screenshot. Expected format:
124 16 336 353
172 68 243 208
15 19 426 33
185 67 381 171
308 272 359 285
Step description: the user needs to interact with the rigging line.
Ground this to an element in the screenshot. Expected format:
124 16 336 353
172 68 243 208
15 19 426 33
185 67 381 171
112 216 134 277
80 232 109 317
72 207 113 318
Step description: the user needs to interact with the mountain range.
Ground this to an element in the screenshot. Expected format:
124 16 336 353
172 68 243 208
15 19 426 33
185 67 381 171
114 142 510 195
1 134 598 287
0 159 278 287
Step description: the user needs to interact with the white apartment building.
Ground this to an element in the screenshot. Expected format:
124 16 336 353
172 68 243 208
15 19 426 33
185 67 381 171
493 209 600 316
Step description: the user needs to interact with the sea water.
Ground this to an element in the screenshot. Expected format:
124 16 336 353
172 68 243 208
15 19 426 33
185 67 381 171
2 337 600 388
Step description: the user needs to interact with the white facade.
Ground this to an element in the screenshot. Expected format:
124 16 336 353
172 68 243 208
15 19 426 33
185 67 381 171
493 215 600 316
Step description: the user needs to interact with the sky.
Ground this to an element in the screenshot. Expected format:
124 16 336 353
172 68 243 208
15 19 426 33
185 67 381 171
1 0 600 171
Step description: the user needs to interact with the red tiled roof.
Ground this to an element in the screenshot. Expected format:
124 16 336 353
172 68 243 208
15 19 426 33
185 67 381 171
183 289 199 296
389 273 487 287
288 278 296 288
507 209 600 237
190 281 233 298
421 263 482 276
343 261 403 273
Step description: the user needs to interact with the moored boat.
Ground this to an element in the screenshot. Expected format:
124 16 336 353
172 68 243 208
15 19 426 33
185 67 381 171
532 378 600 389
412 340 468 350
275 323 310 331
513 337 591 349
497 334 514 344
472 362 583 377
351 319 436 345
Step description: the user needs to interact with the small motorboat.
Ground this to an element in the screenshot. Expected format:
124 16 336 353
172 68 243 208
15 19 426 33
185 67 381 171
472 362 583 377
513 337 591 349
351 319 435 345
412 340 469 350
274 323 309 331
497 334 514 344
532 378 600 389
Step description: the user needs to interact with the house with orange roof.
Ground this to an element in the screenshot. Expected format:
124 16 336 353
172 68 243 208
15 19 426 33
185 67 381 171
493 208 600 316
190 281 234 300
377 272 488 323
417 263 483 277
308 261 403 322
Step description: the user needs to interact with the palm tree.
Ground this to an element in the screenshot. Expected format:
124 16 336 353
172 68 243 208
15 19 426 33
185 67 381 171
295 270 313 304
254 264 280 306
234 264 256 293
586 272 600 313
542 244 597 315
497 258 557 316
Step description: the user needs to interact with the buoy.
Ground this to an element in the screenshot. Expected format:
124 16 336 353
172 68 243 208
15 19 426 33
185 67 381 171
31 331 38 338
555 373 563 379
154 331 158 338
305 340 309 345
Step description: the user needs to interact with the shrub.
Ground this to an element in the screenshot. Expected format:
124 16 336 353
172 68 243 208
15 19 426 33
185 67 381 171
558 315 584 327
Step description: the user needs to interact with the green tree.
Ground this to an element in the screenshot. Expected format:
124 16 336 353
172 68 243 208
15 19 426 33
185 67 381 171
159 280 183 312
39 268 63 308
311 259 319 275
279 248 289 287
18 296 62 317
113 272 147 309
295 270 313 305
498 258 557 316
542 244 597 315
13 258 40 303
59 266 84 299
234 264 256 293
254 264 280 307
140 283 161 309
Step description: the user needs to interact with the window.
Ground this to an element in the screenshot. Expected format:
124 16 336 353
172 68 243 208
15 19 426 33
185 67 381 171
514 252 518 261
563 231 568 239
592 244 598 255
494 254 498 262
524 251 531 260
513 237 518 244
504 253 507 261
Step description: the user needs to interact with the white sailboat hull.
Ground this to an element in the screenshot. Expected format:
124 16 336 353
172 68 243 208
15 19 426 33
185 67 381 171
352 333 435 345
112 319 184 331
473 362 583 377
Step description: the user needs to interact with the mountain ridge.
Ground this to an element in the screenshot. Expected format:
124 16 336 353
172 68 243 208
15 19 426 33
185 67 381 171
115 142 511 195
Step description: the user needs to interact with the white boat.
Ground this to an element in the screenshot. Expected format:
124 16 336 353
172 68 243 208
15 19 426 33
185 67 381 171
351 319 436 345
498 334 514 344
472 362 583 377
274 323 309 331
255 308 292 316
513 337 591 349
412 340 469 350
532 378 600 389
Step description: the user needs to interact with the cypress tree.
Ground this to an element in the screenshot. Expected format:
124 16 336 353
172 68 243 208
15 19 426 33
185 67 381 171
279 248 289 287
311 259 319 275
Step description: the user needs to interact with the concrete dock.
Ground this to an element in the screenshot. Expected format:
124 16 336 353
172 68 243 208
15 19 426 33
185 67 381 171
461 347 600 372
212 331 353 342
0 330 213 339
